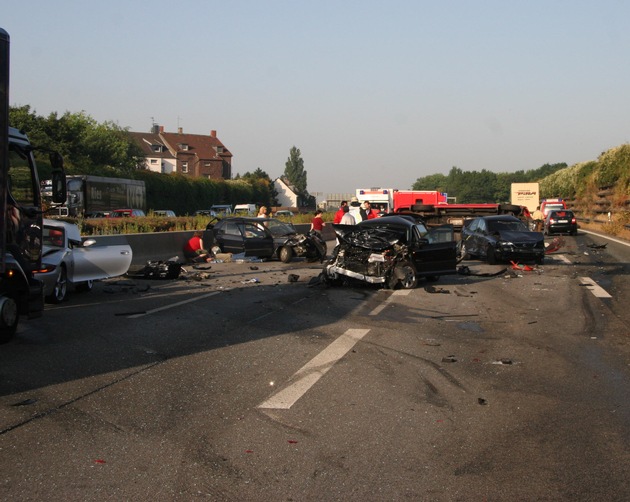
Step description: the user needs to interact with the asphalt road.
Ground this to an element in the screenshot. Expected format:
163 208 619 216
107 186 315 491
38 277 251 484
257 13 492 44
0 231 628 501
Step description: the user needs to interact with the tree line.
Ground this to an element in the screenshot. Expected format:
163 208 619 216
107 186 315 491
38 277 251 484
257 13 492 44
412 164 568 204
9 106 315 213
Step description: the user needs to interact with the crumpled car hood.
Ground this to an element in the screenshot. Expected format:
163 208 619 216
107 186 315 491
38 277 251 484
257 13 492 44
333 224 402 251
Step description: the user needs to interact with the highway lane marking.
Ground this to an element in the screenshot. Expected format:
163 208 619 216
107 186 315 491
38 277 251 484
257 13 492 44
258 328 370 410
126 291 223 318
369 289 411 316
579 277 612 299
580 229 630 248
555 254 572 264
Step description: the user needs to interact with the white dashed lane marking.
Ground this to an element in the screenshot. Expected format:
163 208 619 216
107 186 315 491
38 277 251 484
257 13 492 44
369 289 411 316
258 328 370 410
579 277 612 299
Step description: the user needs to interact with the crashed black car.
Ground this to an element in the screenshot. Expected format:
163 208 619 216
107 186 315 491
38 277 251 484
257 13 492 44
460 215 544 264
322 216 458 289
204 217 327 263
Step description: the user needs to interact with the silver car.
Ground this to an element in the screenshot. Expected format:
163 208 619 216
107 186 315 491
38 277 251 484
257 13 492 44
36 219 133 303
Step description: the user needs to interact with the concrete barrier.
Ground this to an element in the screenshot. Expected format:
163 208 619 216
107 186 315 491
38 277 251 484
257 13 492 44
89 223 336 266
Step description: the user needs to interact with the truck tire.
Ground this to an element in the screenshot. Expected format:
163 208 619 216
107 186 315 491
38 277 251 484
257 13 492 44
0 295 19 344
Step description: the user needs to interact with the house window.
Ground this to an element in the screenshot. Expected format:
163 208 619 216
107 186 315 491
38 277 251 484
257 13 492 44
150 159 158 164
180 143 189 151
204 161 212 167
216 146 224 154
151 145 162 153
182 161 188 173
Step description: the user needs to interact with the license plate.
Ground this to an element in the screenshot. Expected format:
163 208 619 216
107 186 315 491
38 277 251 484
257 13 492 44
558 219 568 223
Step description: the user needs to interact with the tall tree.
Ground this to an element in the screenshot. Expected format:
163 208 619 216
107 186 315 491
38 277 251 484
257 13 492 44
284 146 308 194
283 146 314 207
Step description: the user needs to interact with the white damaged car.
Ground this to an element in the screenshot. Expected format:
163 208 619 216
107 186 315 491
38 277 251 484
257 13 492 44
36 219 133 303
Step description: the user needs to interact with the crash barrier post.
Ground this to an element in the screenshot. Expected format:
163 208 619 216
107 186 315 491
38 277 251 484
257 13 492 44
87 224 336 267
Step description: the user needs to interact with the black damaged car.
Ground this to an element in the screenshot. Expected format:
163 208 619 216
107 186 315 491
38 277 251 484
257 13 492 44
322 216 458 289
459 215 544 264
204 217 327 263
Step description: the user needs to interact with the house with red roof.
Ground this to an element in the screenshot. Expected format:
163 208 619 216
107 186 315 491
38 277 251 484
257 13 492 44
130 125 232 180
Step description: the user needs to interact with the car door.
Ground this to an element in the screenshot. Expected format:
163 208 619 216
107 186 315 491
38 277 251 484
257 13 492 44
242 222 274 257
68 240 132 283
410 224 458 275
462 218 480 255
216 221 246 254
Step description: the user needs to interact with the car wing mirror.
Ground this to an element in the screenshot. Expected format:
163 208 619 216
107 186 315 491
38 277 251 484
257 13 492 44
82 239 96 247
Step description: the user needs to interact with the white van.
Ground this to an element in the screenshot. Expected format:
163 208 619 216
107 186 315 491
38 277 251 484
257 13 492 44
233 204 257 216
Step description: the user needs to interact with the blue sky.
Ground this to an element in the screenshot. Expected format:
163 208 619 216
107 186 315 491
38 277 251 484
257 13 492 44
4 0 629 196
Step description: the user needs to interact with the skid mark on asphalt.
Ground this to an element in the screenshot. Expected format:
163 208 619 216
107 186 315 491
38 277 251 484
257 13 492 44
579 277 612 299
369 290 411 316
258 328 370 409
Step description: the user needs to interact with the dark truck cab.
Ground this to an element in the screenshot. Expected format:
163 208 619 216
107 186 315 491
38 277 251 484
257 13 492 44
1 27 66 342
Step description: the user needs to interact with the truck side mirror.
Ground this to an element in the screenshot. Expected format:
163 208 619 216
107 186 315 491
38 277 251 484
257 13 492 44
51 170 67 204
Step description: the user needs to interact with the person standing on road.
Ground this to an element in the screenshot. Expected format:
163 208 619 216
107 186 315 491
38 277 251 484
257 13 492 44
333 201 348 224
360 201 378 221
310 209 325 236
339 205 356 225
532 205 544 232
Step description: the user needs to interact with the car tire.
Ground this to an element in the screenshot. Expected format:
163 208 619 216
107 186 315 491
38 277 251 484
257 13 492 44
279 246 294 263
47 266 68 304
76 279 93 293
394 260 418 289
486 245 498 265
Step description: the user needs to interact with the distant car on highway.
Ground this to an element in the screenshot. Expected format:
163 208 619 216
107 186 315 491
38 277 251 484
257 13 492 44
151 210 176 217
108 209 146 218
460 215 545 264
36 219 133 303
544 210 577 236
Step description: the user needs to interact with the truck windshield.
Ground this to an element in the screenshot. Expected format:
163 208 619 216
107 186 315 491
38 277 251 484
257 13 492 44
8 148 37 205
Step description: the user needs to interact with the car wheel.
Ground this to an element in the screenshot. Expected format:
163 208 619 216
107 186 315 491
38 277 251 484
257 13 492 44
486 245 498 265
0 294 19 344
394 260 418 289
76 279 93 293
279 246 294 263
47 266 68 304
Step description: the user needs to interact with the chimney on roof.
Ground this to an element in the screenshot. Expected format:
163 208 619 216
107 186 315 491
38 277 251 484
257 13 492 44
151 124 159 134
159 126 164 133
211 130 217 138
178 127 183 134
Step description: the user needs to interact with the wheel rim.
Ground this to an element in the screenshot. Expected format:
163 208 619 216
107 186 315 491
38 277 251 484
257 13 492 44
53 269 67 302
399 264 417 289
